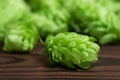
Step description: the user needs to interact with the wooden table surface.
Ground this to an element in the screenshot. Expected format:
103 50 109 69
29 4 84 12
0 43 120 80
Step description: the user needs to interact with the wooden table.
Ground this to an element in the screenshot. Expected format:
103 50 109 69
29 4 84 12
0 43 120 80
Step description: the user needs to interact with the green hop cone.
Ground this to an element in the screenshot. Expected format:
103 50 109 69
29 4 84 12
25 0 70 38
32 14 68 38
25 0 58 12
68 0 120 44
44 32 100 69
3 22 39 52
97 0 120 15
0 0 28 41
0 0 27 26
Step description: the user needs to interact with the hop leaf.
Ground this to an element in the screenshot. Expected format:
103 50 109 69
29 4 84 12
44 32 100 69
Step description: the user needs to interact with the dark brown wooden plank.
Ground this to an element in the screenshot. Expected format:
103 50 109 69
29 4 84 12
0 43 120 79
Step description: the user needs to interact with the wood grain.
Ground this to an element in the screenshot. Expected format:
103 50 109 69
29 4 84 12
0 43 120 80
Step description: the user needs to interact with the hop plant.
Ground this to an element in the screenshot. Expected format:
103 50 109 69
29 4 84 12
25 0 58 12
44 32 100 69
69 0 120 44
25 0 70 38
97 0 120 15
3 14 39 52
0 0 28 41
31 13 68 39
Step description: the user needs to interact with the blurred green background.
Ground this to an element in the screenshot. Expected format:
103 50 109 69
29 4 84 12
0 0 120 52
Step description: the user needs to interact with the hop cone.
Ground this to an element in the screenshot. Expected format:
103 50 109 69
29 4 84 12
31 14 68 38
44 32 100 69
3 16 39 52
69 0 120 44
25 0 70 38
0 0 28 41
97 0 120 15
